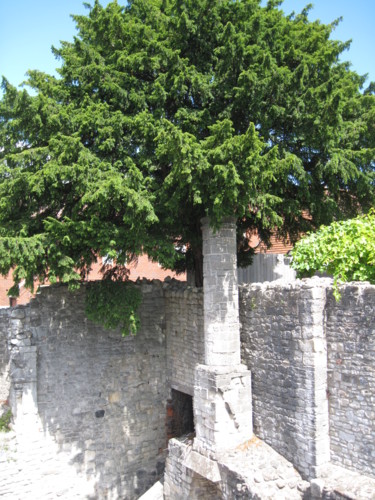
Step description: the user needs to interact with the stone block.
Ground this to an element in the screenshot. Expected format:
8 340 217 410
10 308 26 319
194 364 252 456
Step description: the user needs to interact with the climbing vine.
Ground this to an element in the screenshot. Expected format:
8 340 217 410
85 280 142 336
291 210 375 299
0 410 11 432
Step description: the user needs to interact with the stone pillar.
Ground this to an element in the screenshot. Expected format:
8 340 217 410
8 308 39 430
193 217 253 458
201 217 240 366
299 283 331 479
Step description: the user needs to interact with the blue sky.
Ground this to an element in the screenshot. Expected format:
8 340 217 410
1 0 374 93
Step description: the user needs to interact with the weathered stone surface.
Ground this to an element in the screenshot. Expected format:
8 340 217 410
0 308 10 404
165 283 204 396
193 217 253 461
239 278 375 484
240 278 331 480
1 277 375 498
184 449 221 483
325 284 375 480
193 364 253 457
219 437 310 499
1 282 169 499
201 217 241 366
164 436 222 500
316 463 375 499
164 435 310 499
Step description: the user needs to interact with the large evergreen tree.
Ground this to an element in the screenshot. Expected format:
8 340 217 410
0 0 374 291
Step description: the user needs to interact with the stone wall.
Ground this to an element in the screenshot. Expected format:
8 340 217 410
239 278 330 479
164 436 222 499
1 277 375 498
0 308 10 407
165 283 204 396
239 279 375 481
3 282 169 499
325 283 375 478
0 280 205 499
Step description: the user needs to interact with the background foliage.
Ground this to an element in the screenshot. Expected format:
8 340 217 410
291 210 375 299
0 0 374 296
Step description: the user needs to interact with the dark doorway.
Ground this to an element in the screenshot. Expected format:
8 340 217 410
166 389 194 440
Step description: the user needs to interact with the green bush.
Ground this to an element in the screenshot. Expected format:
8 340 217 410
0 410 12 432
291 210 375 299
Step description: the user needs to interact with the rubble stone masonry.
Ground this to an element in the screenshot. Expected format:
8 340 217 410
1 281 168 499
239 278 375 483
325 284 375 478
1 278 375 498
240 278 331 479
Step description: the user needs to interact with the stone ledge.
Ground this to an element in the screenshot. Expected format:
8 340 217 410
195 363 250 377
312 463 375 499
218 436 310 498
184 449 221 483
164 435 311 499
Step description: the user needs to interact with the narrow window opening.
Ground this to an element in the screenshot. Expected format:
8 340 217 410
166 389 194 440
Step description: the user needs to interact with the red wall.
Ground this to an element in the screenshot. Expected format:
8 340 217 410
0 255 186 307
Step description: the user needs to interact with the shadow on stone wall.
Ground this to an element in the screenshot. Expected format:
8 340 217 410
239 280 330 480
7 283 169 499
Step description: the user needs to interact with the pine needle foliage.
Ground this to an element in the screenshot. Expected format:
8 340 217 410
0 0 374 297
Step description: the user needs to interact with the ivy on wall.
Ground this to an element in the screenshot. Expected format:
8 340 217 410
85 280 142 336
0 410 11 432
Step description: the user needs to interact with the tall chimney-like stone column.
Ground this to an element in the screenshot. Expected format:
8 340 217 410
202 217 241 366
193 217 253 458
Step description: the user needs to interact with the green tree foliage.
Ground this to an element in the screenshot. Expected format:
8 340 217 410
291 210 375 299
85 280 142 335
0 0 374 295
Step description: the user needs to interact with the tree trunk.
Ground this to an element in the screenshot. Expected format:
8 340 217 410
192 246 203 288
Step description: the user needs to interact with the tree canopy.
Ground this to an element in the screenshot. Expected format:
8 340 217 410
291 210 375 299
0 0 374 291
